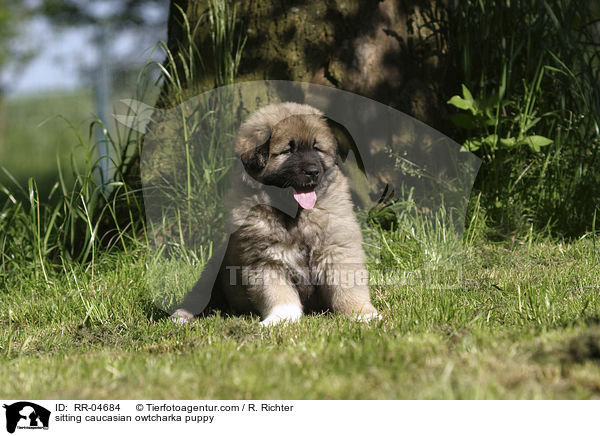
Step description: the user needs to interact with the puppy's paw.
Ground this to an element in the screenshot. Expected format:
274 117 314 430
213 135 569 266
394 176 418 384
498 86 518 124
260 304 303 327
356 311 382 322
170 308 195 325
349 303 381 322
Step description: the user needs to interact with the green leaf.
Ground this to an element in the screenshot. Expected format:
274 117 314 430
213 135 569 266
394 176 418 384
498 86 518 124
499 137 517 148
524 135 553 152
483 134 499 146
461 84 474 103
447 95 472 111
461 138 482 152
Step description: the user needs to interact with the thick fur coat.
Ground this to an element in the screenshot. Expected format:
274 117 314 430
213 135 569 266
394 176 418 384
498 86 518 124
171 102 378 325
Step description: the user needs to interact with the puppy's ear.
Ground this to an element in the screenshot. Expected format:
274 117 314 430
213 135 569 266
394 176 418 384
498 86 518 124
325 117 366 175
237 126 271 175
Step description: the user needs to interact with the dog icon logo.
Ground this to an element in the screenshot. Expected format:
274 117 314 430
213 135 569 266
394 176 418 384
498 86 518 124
3 402 50 433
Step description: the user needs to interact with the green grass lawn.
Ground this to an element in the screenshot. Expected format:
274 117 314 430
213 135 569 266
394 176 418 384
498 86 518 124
0 91 95 200
2 236 599 399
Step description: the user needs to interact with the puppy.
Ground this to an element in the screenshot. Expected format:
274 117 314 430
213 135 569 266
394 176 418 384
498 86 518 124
171 102 379 325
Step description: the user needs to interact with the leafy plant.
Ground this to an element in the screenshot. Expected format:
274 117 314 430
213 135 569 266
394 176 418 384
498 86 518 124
444 0 600 237
448 84 553 153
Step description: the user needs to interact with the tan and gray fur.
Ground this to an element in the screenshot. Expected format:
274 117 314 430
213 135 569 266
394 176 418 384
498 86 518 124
171 102 378 325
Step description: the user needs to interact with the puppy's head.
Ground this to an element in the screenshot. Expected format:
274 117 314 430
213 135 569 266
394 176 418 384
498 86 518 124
235 103 338 210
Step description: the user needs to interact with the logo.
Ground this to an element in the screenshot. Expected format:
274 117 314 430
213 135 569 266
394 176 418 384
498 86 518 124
3 402 50 434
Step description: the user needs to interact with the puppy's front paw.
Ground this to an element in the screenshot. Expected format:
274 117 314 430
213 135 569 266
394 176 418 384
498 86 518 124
170 308 195 325
260 304 303 327
356 311 382 322
351 304 381 322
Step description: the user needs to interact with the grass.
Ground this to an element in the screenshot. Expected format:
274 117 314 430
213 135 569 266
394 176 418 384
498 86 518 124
1 231 600 399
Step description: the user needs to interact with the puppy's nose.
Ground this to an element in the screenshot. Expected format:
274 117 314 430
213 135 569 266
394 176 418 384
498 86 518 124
304 167 319 177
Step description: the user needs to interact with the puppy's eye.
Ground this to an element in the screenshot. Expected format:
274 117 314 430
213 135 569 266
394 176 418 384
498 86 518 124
313 144 324 153
278 140 294 155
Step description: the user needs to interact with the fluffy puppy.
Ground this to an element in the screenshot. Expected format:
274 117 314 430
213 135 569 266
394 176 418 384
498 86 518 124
171 102 379 325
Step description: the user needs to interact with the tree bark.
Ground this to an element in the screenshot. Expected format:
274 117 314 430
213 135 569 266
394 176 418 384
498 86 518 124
119 0 459 237
159 0 455 132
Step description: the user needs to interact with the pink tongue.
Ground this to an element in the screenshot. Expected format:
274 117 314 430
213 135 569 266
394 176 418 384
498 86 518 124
293 190 317 209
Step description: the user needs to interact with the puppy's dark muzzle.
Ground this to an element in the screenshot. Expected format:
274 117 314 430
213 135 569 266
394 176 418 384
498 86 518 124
301 169 320 187
303 167 320 178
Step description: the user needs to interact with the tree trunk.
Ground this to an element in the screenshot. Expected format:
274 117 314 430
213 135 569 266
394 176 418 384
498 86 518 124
158 0 455 132
119 0 459 240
